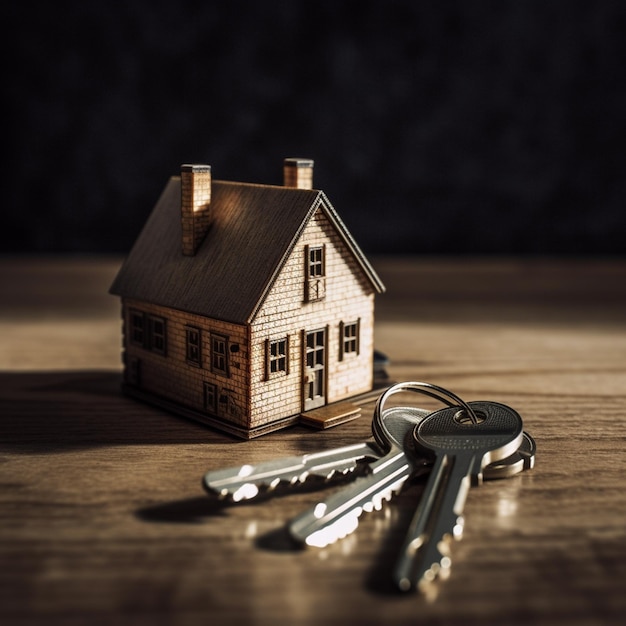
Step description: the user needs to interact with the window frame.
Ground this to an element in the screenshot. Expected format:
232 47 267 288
128 308 167 356
339 319 360 361
265 337 289 379
210 333 229 377
148 315 167 356
308 245 325 278
129 309 145 348
305 244 326 302
185 326 202 367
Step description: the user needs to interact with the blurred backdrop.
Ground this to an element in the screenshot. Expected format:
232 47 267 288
3 1 625 256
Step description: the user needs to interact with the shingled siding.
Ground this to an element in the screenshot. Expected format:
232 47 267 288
121 298 250 431
250 205 375 428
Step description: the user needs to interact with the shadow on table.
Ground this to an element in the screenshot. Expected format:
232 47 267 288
136 495 231 524
137 497 307 553
0 370 237 453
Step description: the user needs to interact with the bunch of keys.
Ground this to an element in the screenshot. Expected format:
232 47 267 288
202 381 536 592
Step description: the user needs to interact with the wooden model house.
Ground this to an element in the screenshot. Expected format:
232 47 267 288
110 159 385 438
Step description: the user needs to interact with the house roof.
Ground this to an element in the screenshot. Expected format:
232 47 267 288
110 177 385 324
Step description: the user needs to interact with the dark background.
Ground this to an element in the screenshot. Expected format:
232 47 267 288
3 1 625 256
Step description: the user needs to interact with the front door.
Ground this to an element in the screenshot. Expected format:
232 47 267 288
304 328 326 411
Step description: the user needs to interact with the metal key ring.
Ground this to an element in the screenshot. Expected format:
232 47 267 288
374 381 480 427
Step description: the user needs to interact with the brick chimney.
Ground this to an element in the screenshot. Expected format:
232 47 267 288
283 158 314 189
181 164 212 256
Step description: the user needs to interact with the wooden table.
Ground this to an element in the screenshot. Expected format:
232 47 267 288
1 257 625 626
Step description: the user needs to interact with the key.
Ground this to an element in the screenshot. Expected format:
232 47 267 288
286 382 466 546
484 431 536 479
203 441 384 502
202 408 430 503
289 406 429 547
203 411 534 504
407 430 535 482
394 400 524 592
288 419 534 549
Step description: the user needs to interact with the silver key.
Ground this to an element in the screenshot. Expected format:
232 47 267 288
288 383 533 548
289 406 429 547
202 440 385 502
203 416 534 504
288 418 534 549
484 431 536 479
394 401 524 592
287 382 469 546
414 431 535 481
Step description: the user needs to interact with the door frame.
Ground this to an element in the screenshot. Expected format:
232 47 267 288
302 327 328 411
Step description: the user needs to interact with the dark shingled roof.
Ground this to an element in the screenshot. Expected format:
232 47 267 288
110 177 384 324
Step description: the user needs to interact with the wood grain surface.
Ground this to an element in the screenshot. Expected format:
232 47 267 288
1 257 625 626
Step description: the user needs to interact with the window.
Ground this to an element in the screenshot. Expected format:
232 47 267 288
211 333 229 376
129 309 145 347
185 326 202 367
308 245 324 277
305 245 326 302
148 315 167 355
266 337 289 378
129 309 167 355
339 320 360 360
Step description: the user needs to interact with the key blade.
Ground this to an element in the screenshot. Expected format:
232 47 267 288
203 441 382 501
396 512 463 592
397 401 524 592
289 406 432 547
289 450 411 547
394 454 473 592
399 531 456 592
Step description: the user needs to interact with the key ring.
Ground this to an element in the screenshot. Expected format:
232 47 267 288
374 381 480 425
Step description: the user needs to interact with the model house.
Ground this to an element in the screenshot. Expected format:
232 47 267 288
110 158 385 438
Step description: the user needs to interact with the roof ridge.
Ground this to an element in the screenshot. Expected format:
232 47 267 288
207 179 321 193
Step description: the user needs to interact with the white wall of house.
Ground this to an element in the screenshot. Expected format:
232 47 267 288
249 204 375 429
